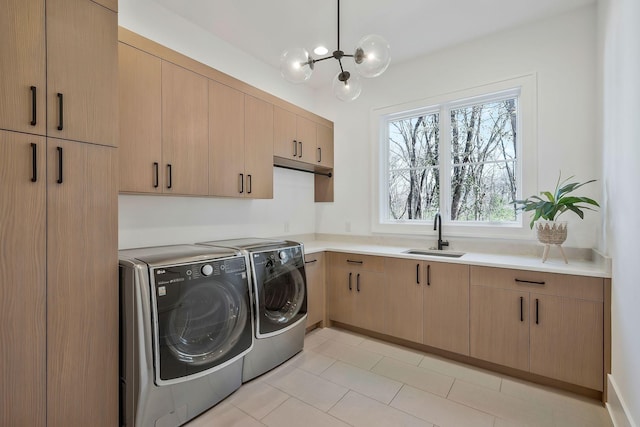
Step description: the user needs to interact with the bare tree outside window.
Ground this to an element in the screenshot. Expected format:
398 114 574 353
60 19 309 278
386 95 518 224
388 113 440 220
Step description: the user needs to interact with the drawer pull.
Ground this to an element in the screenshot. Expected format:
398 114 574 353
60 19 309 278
304 259 317 264
346 259 363 265
515 278 545 285
348 272 352 291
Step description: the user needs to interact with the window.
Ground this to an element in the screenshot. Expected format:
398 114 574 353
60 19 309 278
374 75 537 236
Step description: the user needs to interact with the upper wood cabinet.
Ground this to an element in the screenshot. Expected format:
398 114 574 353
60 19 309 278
209 81 245 197
210 87 273 199
244 95 274 199
161 61 209 196
47 0 118 147
0 0 46 135
274 107 316 164
92 0 118 12
0 131 47 427
118 43 163 193
316 124 334 168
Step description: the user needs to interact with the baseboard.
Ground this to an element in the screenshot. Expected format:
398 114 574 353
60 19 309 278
607 375 637 427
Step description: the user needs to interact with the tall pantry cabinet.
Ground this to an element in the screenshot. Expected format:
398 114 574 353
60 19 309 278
0 0 118 426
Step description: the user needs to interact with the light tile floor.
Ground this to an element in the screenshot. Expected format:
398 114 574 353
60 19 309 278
186 327 612 427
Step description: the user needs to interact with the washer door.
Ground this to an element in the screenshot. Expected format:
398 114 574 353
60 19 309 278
165 281 246 365
152 258 253 384
252 247 307 337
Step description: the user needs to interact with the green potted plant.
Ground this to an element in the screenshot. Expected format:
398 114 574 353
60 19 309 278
512 172 599 263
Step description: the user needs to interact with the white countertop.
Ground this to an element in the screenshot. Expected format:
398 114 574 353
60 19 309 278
300 239 611 278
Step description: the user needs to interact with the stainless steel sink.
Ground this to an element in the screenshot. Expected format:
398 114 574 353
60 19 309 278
403 249 466 258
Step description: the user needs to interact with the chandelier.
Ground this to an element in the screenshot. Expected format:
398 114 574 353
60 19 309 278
279 0 391 102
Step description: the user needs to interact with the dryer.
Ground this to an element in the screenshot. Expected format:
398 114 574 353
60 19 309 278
198 238 307 382
119 245 253 427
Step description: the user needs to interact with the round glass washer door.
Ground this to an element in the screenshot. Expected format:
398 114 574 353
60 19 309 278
165 280 248 365
262 261 305 324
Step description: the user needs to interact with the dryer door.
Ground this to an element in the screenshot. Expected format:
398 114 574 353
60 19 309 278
151 257 253 385
251 246 307 337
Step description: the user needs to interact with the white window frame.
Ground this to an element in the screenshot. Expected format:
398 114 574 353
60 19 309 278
371 74 538 239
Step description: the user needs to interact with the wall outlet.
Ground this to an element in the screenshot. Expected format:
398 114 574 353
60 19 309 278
345 221 351 232
284 221 290 232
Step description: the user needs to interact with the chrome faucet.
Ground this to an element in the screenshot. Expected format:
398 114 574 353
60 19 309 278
433 213 449 250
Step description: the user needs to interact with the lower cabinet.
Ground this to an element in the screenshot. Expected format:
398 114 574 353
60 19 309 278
0 132 118 426
384 258 469 354
327 253 386 333
304 252 325 328
470 266 604 391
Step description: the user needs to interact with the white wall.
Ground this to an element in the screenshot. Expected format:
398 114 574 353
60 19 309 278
314 5 601 249
118 0 320 248
599 0 640 424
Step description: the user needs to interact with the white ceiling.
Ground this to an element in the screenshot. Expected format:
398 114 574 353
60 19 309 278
151 0 595 88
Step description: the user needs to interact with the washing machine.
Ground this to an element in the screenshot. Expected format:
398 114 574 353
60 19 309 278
119 245 254 427
198 238 307 382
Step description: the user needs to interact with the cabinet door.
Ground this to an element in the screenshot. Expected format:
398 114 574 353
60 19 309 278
244 95 273 199
353 271 386 333
209 81 245 197
424 262 470 355
47 139 118 427
384 258 423 343
118 43 162 193
316 124 334 168
296 116 317 164
273 106 297 160
161 61 209 195
327 268 355 326
305 253 326 328
47 0 117 146
530 294 603 390
0 131 46 427
0 0 46 135
470 285 529 371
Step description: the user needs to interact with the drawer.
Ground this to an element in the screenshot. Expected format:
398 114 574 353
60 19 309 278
470 266 603 301
327 252 385 273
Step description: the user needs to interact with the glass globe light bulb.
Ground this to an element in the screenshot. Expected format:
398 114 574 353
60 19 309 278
332 71 362 102
280 48 314 83
354 34 391 78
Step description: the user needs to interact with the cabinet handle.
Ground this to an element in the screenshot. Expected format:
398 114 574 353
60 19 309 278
356 273 360 292
317 147 322 163
56 146 63 184
299 141 303 158
416 264 420 284
293 140 297 157
247 174 252 194
348 272 352 291
520 296 524 322
30 86 37 126
515 278 545 285
56 93 64 131
535 298 539 325
238 173 244 193
31 143 38 182
305 259 317 264
427 264 431 286
153 162 159 188
346 259 363 265
167 164 172 189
